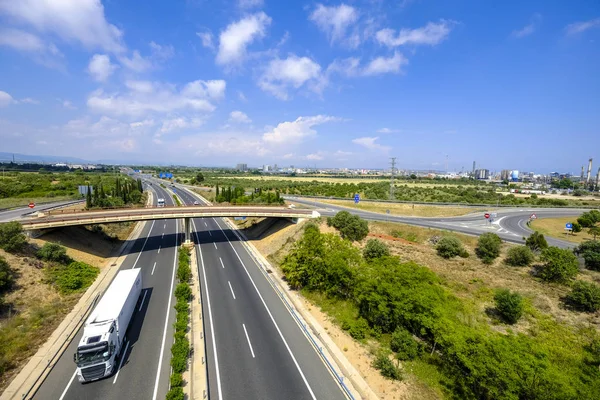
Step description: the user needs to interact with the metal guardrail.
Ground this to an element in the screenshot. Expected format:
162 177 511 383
285 195 600 209
223 220 355 399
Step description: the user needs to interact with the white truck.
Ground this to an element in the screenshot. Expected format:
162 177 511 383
74 269 142 382
157 197 165 207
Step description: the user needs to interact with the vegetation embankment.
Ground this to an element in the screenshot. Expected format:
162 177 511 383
273 211 600 399
166 247 192 400
315 198 483 217
531 210 600 243
0 222 100 391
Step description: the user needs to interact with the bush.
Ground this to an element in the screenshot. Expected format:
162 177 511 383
539 247 579 283
565 281 600 312
475 233 502 264
436 236 465 259
505 246 534 267
589 226 600 241
572 222 582 233
363 239 390 261
372 352 402 380
0 256 14 292
574 241 600 271
169 372 183 387
525 231 548 252
46 261 99 294
494 289 524 324
170 337 190 373
0 222 27 253
328 211 369 241
174 283 191 301
166 387 184 400
578 210 600 228
37 242 71 264
348 318 370 340
390 328 420 360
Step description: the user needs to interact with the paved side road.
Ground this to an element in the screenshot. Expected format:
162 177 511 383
174 186 347 400
0 200 83 223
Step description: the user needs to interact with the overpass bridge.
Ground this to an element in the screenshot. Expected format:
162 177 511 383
18 206 320 243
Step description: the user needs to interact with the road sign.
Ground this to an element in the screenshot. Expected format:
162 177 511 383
484 213 490 219
28 202 35 209
566 222 573 230
530 213 537 220
386 209 390 214
491 212 497 218
354 194 360 204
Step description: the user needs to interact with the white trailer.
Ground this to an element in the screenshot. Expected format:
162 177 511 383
74 268 142 382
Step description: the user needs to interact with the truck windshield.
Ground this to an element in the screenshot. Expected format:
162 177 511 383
76 343 110 366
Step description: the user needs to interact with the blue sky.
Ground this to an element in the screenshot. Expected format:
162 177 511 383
0 0 599 172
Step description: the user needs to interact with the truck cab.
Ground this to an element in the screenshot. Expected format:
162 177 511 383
157 198 165 207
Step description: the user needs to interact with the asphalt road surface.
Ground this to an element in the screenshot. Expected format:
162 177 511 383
0 200 83 223
172 184 347 400
35 184 177 400
285 197 585 249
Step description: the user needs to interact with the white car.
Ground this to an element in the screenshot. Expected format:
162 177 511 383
193 200 200 205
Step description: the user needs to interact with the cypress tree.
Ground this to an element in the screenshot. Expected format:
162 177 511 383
216 184 220 197
86 184 92 208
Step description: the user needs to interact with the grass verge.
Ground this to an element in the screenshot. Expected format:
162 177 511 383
316 199 484 217
172 194 181 206
166 247 191 400
530 216 592 243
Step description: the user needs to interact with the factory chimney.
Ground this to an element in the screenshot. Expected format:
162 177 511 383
587 158 593 183
596 167 600 191
581 166 585 180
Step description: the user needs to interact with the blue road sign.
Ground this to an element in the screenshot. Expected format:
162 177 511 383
354 194 360 203
566 223 573 229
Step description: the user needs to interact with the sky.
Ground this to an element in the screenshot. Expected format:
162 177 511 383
0 0 599 173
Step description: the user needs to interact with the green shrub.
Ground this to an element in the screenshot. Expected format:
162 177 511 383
0 222 27 253
174 311 188 333
327 211 369 241
436 236 465 259
170 337 189 373
575 241 600 271
169 372 183 387
372 352 402 380
348 318 369 340
166 386 184 400
475 233 502 264
0 256 14 292
578 214 596 228
589 226 600 240
572 222 582 233
505 246 534 267
174 283 191 301
363 239 390 261
539 247 579 283
46 261 99 294
174 299 189 314
494 289 524 324
37 242 71 264
525 231 548 252
565 281 600 312
390 328 420 360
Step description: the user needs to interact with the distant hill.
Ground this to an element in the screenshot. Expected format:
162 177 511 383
0 152 92 164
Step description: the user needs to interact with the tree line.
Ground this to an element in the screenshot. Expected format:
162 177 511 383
85 177 144 208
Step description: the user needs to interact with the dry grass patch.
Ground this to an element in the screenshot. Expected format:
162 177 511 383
531 216 595 243
318 199 484 217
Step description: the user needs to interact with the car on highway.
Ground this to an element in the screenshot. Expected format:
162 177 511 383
193 200 199 205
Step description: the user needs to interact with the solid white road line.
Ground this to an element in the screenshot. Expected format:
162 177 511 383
113 339 130 384
58 370 77 400
242 324 255 358
192 220 223 400
152 220 178 400
152 261 157 275
219 257 225 269
139 290 148 312
204 221 208 227
164 224 166 229
228 281 236 300
132 220 156 269
214 219 317 399
158 245 161 254
213 242 217 249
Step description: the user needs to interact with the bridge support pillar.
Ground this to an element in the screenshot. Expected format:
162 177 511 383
184 217 192 244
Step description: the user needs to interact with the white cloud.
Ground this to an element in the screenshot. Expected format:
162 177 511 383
62 100 76 109
0 0 125 53
377 128 400 133
334 150 352 156
263 115 337 144
230 110 252 124
187 134 269 157
512 13 542 38
309 4 359 47
64 116 144 138
118 50 152 72
130 119 155 129
282 153 294 159
0 27 63 67
238 0 263 9
238 91 247 102
362 52 408 76
88 54 118 82
197 31 214 49
352 136 391 152
19 97 39 104
0 90 14 107
93 138 137 152
160 117 204 134
376 20 454 47
217 12 271 66
565 18 600 35
305 152 324 161
259 54 323 100
87 79 226 117
149 41 174 61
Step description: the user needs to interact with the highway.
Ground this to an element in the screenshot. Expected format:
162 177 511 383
172 184 347 400
285 197 586 249
35 184 178 400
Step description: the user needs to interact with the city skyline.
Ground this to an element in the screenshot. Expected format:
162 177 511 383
0 1 599 170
